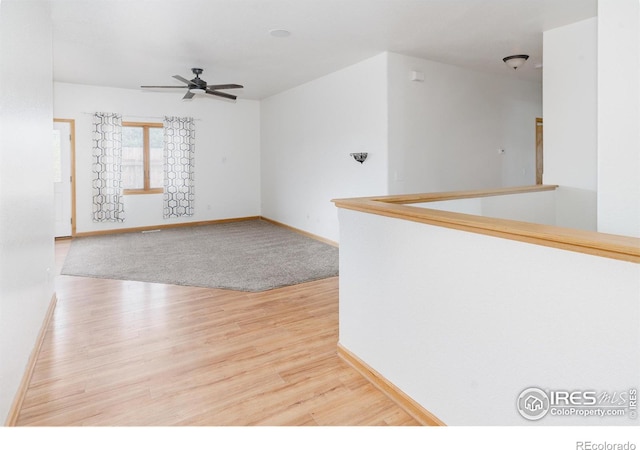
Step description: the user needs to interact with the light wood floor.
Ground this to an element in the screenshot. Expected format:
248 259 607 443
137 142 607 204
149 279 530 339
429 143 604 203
15 240 419 426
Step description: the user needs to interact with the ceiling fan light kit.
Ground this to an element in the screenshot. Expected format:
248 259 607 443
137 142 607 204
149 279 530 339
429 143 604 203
141 68 243 101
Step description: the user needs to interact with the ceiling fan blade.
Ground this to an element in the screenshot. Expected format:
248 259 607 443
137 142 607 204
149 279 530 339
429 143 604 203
141 85 189 89
205 89 237 100
206 84 243 90
172 75 192 85
183 90 195 100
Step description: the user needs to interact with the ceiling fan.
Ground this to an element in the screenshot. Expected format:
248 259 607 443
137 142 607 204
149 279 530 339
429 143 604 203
141 68 243 101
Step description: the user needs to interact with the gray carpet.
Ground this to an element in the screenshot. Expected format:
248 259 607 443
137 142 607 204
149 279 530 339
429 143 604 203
61 220 339 292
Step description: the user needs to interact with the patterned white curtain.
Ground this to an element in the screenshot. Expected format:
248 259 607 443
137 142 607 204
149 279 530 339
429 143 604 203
163 116 195 218
92 112 125 222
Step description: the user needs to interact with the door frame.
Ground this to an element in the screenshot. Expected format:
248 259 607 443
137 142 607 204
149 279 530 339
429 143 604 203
54 118 77 237
535 117 543 185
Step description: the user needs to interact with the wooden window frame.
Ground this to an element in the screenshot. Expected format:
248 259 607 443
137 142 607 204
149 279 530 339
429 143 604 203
122 122 164 195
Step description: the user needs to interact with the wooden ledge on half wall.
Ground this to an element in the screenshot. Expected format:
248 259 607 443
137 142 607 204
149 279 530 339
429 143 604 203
333 185 640 264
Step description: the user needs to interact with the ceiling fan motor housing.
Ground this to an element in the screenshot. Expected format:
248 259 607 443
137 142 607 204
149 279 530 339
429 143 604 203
190 68 206 88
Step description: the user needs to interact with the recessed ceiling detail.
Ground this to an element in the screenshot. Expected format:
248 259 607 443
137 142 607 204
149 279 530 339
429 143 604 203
269 29 291 38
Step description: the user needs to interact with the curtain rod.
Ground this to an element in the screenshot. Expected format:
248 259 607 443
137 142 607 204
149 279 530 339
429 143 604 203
81 112 202 121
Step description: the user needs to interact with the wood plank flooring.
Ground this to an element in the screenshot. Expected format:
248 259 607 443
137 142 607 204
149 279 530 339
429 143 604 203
15 240 419 426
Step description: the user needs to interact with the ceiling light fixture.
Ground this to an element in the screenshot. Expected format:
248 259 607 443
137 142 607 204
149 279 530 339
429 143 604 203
269 29 291 38
503 54 529 70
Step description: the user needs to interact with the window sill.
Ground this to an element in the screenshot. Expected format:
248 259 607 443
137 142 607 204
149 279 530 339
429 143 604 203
123 188 164 195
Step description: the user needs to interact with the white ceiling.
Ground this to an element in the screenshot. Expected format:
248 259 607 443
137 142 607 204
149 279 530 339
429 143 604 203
50 0 597 100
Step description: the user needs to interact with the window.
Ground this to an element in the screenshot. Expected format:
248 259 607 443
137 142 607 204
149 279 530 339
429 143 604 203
122 122 164 194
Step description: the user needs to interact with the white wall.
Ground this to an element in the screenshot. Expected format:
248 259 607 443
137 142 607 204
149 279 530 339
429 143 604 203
260 51 542 243
597 0 640 238
543 18 598 231
387 52 542 195
338 208 639 426
0 1 55 422
54 82 261 233
413 190 557 226
260 53 389 243
412 198 483 216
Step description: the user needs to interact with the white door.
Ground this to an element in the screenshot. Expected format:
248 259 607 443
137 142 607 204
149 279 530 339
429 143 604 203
53 120 72 237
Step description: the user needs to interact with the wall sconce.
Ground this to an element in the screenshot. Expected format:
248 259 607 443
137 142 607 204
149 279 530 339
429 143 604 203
350 152 368 164
502 54 529 70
